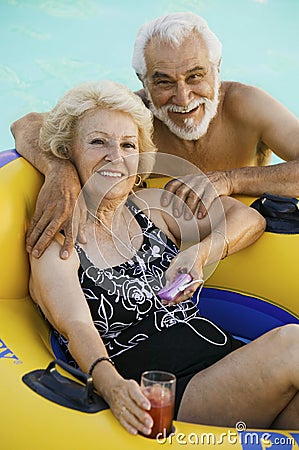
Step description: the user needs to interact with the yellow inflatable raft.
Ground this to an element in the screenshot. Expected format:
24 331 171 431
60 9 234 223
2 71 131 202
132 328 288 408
1 150 299 449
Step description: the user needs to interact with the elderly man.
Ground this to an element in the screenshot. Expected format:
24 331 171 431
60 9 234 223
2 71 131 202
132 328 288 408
11 12 299 258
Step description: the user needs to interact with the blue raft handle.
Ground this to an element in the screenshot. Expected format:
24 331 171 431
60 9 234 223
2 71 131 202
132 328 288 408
22 359 109 413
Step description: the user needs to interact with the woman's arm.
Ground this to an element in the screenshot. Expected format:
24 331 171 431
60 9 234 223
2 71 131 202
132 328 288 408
133 190 265 304
163 196 266 304
30 237 152 435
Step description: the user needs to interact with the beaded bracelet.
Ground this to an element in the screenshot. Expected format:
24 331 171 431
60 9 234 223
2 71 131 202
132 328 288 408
88 357 115 377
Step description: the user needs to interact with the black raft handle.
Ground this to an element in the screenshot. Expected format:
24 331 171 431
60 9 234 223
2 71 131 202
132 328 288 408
22 359 109 413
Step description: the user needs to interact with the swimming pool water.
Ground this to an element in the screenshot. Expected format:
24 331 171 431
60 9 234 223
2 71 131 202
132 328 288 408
1 0 298 165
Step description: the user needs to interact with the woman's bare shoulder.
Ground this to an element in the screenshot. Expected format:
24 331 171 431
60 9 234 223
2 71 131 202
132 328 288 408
129 187 164 210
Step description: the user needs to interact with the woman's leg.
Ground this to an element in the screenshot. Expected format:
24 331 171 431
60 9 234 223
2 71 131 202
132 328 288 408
177 324 299 429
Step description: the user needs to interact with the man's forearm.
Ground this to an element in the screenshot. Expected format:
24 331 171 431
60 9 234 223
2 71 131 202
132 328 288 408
227 159 299 198
10 112 61 175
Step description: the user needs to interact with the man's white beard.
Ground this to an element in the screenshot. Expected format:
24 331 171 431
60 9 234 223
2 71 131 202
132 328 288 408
145 76 220 141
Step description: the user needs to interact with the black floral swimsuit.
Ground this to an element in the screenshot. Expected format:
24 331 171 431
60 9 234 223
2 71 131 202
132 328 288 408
51 198 242 416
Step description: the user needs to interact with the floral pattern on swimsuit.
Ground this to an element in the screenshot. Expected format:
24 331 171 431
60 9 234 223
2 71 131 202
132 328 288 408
52 198 199 362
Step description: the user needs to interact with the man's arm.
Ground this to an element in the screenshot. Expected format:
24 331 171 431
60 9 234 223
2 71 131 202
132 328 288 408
11 112 52 173
134 189 265 305
162 85 299 218
226 159 299 196
163 196 266 305
11 113 85 258
226 84 299 197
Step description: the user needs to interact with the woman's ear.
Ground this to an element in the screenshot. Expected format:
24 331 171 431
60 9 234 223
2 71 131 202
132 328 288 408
58 144 71 159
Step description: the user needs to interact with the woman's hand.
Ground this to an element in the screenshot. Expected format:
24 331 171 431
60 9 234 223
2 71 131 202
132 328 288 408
105 377 153 436
164 245 205 306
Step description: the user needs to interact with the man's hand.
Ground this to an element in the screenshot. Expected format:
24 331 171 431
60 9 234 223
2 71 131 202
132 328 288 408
27 161 87 259
161 171 233 219
11 112 87 258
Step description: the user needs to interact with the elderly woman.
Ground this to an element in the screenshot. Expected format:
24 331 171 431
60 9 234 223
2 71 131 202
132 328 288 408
30 80 299 435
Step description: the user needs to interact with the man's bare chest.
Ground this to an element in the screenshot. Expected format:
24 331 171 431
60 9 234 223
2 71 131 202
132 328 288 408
153 125 264 172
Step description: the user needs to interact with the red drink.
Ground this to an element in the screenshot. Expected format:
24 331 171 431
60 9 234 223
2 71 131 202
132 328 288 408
142 384 175 439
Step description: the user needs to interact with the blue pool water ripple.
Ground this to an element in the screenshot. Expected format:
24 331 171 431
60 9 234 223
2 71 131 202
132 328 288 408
0 0 298 163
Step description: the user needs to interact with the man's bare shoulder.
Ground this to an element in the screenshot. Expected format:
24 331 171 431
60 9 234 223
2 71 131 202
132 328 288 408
221 81 269 122
222 81 262 105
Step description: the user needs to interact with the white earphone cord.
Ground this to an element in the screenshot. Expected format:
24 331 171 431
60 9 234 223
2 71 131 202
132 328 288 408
129 191 228 346
142 269 227 347
87 194 228 347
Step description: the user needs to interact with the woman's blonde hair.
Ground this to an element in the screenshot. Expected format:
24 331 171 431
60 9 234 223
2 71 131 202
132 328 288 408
39 80 157 178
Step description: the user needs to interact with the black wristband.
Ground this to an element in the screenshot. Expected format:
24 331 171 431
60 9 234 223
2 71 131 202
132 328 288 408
89 357 115 377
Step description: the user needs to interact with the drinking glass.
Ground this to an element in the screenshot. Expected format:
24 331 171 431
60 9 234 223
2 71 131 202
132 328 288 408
141 370 176 439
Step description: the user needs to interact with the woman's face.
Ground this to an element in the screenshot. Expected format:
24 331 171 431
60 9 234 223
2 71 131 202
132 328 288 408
72 107 139 204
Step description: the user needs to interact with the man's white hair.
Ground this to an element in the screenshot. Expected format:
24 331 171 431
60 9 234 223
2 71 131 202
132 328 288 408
132 12 222 81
